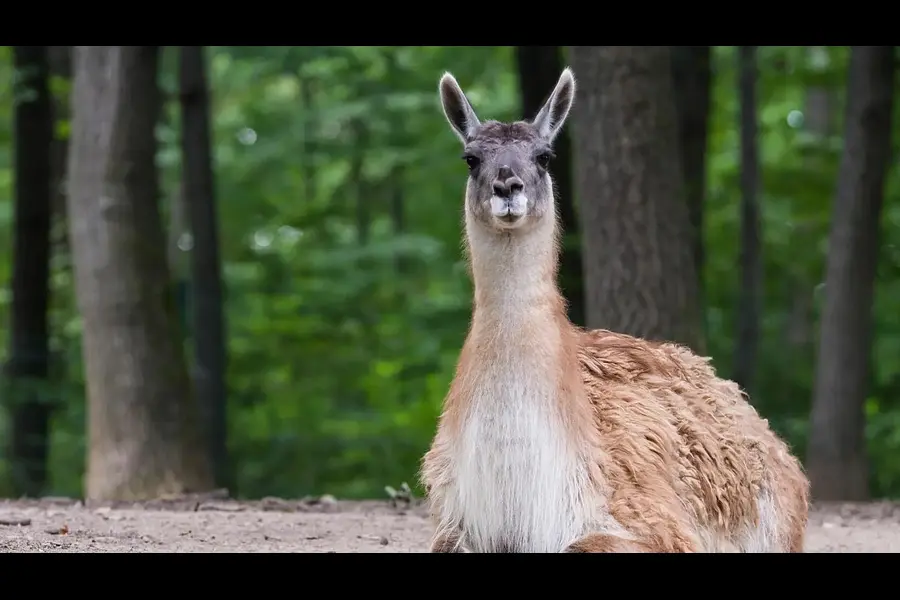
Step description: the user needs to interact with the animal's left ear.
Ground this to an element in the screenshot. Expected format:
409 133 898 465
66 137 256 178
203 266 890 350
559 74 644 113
531 67 576 143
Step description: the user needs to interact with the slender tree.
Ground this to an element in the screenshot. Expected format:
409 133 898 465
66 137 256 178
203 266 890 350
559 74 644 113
670 46 711 342
807 46 896 501
733 46 763 397
7 46 53 496
179 46 231 491
49 46 72 236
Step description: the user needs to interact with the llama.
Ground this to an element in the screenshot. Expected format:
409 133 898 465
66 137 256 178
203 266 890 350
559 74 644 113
419 67 809 553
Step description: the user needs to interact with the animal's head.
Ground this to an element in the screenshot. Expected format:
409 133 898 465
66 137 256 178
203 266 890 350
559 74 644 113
439 67 575 233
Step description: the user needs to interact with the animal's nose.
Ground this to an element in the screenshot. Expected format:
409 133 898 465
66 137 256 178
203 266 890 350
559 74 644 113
492 166 524 198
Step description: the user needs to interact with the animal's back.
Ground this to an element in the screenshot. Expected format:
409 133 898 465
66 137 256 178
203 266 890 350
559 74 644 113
578 329 809 552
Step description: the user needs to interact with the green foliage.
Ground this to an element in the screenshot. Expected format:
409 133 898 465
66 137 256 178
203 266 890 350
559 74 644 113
1 46 899 499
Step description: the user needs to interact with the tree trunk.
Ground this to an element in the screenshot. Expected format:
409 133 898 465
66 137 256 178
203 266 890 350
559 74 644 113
670 46 711 345
6 46 53 497
733 46 762 397
179 46 231 492
49 46 72 240
515 46 584 326
67 46 213 500
807 46 896 502
569 46 702 350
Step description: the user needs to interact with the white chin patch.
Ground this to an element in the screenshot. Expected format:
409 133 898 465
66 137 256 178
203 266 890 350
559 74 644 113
490 193 528 222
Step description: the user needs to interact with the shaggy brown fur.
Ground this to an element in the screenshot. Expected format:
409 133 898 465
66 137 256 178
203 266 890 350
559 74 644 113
577 328 809 552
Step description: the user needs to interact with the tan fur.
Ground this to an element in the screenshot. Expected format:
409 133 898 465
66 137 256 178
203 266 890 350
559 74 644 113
576 329 809 552
421 68 809 553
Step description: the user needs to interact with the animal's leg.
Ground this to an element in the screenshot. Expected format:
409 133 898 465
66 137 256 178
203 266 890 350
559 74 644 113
563 533 665 553
430 530 467 553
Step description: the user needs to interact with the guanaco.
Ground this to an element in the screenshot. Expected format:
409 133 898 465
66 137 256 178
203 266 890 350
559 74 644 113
420 67 809 553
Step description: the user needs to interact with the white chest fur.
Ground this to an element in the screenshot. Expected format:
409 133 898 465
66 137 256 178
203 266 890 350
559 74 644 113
444 366 588 553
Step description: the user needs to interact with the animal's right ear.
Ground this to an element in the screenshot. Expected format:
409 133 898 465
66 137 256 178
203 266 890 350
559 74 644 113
439 72 481 144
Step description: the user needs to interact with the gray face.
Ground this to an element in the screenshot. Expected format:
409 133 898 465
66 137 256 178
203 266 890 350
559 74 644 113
462 121 554 228
439 68 576 232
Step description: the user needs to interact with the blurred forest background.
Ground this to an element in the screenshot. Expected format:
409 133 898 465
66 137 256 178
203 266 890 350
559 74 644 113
0 46 898 503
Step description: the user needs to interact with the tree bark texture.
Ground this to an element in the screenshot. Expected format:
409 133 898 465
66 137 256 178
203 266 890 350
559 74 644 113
569 46 703 350
179 46 231 492
670 46 711 345
7 45 53 497
516 46 584 326
733 46 763 397
807 46 896 502
67 46 213 500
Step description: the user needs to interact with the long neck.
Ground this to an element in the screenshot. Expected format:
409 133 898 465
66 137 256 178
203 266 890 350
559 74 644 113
466 215 566 333
457 211 591 427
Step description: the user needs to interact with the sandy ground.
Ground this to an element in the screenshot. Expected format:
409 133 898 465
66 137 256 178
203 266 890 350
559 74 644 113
2 493 900 552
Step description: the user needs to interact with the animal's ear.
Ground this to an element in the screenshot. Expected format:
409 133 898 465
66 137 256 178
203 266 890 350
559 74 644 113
439 72 481 144
531 67 576 143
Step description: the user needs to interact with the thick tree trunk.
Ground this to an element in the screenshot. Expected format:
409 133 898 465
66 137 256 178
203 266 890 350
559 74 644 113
569 46 702 350
67 46 213 500
670 46 711 344
733 46 762 397
179 46 231 492
7 46 53 497
807 46 896 502
515 46 584 326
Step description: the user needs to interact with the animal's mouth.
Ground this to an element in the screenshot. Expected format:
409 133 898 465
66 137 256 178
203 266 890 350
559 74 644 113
493 211 526 230
490 194 528 228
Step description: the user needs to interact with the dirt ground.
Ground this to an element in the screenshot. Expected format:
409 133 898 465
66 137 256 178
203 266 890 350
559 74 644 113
2 492 900 552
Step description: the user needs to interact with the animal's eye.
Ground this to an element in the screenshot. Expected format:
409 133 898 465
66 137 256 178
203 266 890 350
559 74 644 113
462 154 481 171
536 151 554 169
